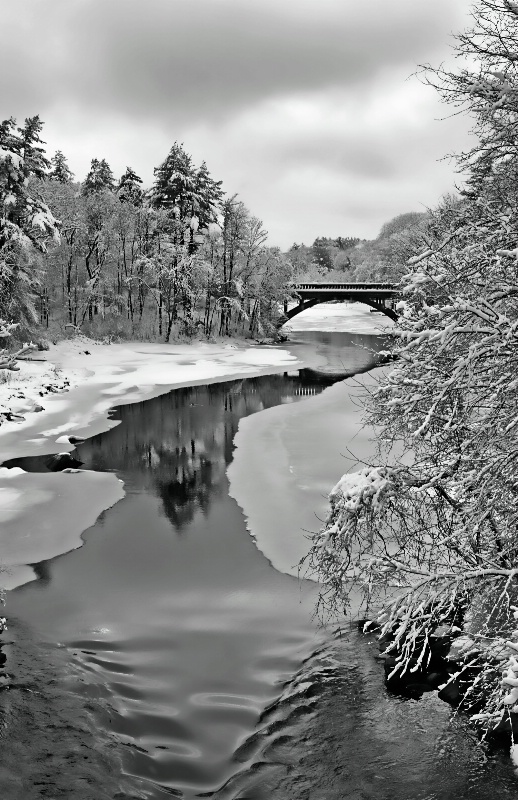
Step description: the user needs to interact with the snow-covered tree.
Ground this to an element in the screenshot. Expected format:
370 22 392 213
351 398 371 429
303 0 518 749
0 116 59 323
82 158 115 195
194 160 224 228
117 166 143 206
149 142 199 218
49 150 74 183
0 116 58 252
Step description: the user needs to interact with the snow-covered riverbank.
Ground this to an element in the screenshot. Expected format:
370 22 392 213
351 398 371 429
0 335 302 589
0 302 393 590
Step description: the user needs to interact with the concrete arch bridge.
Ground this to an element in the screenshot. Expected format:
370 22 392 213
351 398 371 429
283 282 399 322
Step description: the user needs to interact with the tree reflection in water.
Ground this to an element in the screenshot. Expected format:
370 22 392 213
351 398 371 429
77 373 341 532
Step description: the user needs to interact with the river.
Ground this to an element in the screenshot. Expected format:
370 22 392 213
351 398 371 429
0 326 516 798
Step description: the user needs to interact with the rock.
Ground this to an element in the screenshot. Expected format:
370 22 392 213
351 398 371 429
356 618 380 633
438 679 462 707
45 453 83 472
32 404 44 412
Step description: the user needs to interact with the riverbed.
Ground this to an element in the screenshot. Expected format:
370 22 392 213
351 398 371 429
0 306 516 798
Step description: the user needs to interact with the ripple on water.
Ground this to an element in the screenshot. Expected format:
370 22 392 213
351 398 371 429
5 356 517 799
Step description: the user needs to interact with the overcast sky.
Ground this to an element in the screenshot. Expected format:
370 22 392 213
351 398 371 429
1 0 475 247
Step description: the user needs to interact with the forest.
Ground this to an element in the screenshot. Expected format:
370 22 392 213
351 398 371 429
0 115 425 351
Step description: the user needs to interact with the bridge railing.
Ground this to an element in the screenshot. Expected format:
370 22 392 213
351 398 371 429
292 282 397 291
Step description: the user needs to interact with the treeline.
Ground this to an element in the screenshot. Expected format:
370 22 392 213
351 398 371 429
0 113 428 346
0 117 293 342
286 211 426 284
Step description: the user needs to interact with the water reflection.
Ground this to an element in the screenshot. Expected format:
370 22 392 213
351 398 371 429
9 368 352 798
78 373 336 532
289 329 393 379
7 330 511 800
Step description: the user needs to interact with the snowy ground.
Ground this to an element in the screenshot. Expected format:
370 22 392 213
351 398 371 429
0 336 301 589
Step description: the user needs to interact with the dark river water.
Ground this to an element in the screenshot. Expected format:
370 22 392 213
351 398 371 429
1 331 517 798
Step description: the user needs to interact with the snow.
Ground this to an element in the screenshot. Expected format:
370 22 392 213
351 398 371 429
0 467 124 589
0 303 390 590
227 369 387 583
330 466 389 511
0 148 23 168
228 302 395 578
0 336 301 589
0 337 300 461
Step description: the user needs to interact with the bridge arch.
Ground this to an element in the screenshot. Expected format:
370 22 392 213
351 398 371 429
282 283 399 324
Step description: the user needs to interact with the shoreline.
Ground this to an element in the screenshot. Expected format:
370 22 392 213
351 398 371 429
0 334 305 589
0 303 392 590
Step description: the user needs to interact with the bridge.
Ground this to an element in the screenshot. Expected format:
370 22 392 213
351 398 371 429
283 282 399 322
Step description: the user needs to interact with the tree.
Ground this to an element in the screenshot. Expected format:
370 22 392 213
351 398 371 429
302 0 518 750
311 237 334 272
335 236 361 250
0 320 34 370
149 142 199 217
0 116 59 323
117 166 143 206
377 212 425 240
194 160 224 228
49 150 74 183
82 158 115 195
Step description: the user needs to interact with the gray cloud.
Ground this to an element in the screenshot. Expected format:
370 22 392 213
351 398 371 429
2 0 469 126
0 0 474 247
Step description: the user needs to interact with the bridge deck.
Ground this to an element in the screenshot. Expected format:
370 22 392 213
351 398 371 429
284 282 399 322
293 282 397 299
293 283 396 290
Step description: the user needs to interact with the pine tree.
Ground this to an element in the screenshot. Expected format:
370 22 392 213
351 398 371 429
49 150 74 183
17 116 50 180
117 166 143 205
82 158 115 195
194 161 224 228
0 116 59 323
0 116 58 253
149 142 199 218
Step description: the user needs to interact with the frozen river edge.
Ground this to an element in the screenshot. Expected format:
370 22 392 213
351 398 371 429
0 302 393 589
0 337 306 589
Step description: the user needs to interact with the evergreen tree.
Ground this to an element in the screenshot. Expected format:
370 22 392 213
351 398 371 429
0 116 58 253
82 157 115 195
0 116 59 323
149 142 199 218
117 166 143 206
311 238 333 271
335 236 360 250
194 161 224 228
49 150 74 183
17 115 50 180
